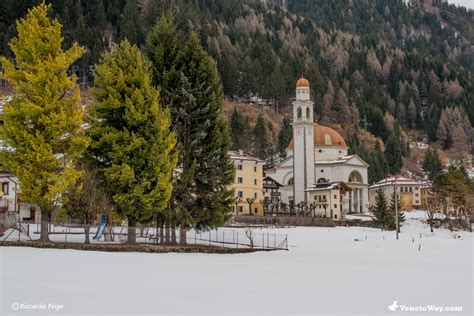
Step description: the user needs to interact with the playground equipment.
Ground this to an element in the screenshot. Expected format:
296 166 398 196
93 213 114 241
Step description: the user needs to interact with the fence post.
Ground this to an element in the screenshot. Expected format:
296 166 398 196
236 232 238 248
222 231 225 248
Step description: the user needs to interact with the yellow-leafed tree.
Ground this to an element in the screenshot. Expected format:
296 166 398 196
0 3 88 241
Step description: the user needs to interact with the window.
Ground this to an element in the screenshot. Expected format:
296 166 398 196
238 191 243 198
237 177 243 183
334 195 337 199
288 178 294 185
334 214 338 219
1 182 8 195
409 187 413 192
415 193 419 197
306 107 310 118
297 107 302 119
334 204 337 209
238 206 244 213
415 187 419 190
254 208 258 214
254 179 257 185
254 166 257 172
237 165 243 170
318 149 323 153
254 192 257 199
320 169 324 173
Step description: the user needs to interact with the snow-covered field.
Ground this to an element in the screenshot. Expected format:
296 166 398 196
1 211 472 315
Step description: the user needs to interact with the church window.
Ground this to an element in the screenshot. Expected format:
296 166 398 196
348 171 362 183
306 107 310 118
334 195 337 199
334 204 337 208
317 178 327 183
288 178 294 185
324 134 332 145
297 107 302 119
320 169 324 173
334 214 338 219
318 149 323 153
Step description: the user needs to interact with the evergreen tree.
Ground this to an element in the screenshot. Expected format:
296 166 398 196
119 0 144 45
88 40 177 244
253 113 271 160
170 33 235 233
384 128 403 174
0 3 88 241
422 148 443 182
145 11 180 105
229 108 250 151
370 189 395 230
278 116 293 156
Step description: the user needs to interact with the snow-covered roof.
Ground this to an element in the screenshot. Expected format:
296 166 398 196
306 181 351 192
369 175 431 189
317 154 369 167
228 150 264 163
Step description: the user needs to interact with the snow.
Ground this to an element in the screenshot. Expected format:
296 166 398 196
1 211 472 316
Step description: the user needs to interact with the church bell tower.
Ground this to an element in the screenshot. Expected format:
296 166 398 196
292 76 315 205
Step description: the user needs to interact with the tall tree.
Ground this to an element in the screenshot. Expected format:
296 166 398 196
253 113 271 160
119 0 144 45
278 116 293 155
422 148 443 182
388 191 405 232
169 33 235 236
88 40 177 244
0 3 87 241
229 108 250 151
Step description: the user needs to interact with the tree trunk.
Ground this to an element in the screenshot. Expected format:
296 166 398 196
84 224 91 244
171 225 176 245
127 217 136 244
40 212 50 242
165 223 170 244
179 228 187 246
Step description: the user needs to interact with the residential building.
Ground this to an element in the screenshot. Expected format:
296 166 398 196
368 175 427 211
229 150 265 216
263 175 282 213
306 181 351 220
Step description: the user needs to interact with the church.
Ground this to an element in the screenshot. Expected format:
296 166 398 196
265 76 369 217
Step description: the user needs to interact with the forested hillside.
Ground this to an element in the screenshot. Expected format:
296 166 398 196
1 0 473 182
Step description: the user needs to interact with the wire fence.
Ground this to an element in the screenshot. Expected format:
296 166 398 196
0 222 288 250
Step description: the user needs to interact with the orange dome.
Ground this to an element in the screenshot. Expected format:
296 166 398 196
287 124 347 149
296 76 309 88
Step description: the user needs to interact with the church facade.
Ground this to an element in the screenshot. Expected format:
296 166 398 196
265 77 369 214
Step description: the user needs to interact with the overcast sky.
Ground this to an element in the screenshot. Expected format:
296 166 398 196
446 0 474 10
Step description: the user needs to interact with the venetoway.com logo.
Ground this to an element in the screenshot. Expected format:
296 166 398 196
11 302 64 312
388 301 463 313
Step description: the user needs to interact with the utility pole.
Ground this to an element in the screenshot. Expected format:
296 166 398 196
394 177 399 240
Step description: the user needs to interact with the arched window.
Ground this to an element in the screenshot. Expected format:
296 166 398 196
306 107 310 118
288 177 294 185
348 171 363 183
317 178 328 183
297 107 302 119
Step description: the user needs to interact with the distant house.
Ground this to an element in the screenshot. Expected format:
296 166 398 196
0 172 40 227
369 175 430 211
228 150 265 216
262 176 282 213
306 181 351 220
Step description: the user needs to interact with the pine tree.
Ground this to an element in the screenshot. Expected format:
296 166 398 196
229 108 250 151
88 40 177 244
145 11 180 105
0 3 88 241
278 116 293 155
370 189 395 230
422 148 443 182
170 33 235 233
119 0 144 45
384 125 403 174
253 114 271 160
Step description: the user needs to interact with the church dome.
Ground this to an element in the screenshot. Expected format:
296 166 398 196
287 124 348 149
296 76 309 88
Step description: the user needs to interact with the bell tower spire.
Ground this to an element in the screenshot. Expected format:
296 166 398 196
292 76 315 205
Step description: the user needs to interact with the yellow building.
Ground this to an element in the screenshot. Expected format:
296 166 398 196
229 150 265 216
